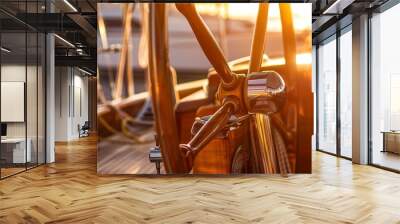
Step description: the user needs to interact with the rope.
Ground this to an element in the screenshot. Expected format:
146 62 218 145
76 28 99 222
98 102 154 144
97 4 154 144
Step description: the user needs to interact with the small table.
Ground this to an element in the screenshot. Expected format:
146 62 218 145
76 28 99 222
381 131 400 154
1 138 32 165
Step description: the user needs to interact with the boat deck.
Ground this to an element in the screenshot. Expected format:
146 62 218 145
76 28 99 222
98 133 164 174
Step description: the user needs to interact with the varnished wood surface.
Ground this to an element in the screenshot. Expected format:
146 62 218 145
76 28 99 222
0 167 26 178
98 134 165 174
1 135 400 223
372 151 400 171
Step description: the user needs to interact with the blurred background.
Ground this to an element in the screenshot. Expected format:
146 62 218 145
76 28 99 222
97 3 311 100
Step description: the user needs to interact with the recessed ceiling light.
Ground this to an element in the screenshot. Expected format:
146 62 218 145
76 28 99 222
1 47 11 53
323 0 354 15
63 0 78 12
54 34 75 48
78 67 93 76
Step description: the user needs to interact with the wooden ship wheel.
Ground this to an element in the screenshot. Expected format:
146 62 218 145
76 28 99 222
147 3 313 174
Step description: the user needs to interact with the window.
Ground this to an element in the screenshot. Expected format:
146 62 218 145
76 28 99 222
371 3 400 171
339 29 352 158
317 36 337 154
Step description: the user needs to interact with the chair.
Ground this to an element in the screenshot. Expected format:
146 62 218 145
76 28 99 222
79 121 90 138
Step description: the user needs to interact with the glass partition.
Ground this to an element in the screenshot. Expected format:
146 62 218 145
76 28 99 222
0 1 46 179
0 30 28 177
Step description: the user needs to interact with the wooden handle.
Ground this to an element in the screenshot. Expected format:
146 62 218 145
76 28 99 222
175 3 236 86
180 101 235 169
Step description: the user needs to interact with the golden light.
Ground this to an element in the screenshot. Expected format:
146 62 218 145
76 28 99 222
195 3 311 32
296 53 312 64
226 53 312 72
265 53 312 65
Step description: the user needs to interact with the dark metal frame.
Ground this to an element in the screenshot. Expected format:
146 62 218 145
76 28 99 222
0 19 2 179
336 25 341 159
315 44 319 151
0 0 47 180
367 10 373 166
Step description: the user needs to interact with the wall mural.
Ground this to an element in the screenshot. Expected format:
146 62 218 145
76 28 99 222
97 3 313 175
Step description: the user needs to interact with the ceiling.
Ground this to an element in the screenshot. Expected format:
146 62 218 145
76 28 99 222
0 0 97 74
0 0 396 75
310 0 390 43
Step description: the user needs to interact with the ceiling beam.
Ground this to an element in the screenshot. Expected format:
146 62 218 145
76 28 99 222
323 0 356 14
55 55 96 70
67 13 96 38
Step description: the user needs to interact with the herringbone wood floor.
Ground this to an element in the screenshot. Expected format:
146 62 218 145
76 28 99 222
1 136 400 224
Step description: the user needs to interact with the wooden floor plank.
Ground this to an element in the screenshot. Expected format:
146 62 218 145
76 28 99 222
0 135 399 223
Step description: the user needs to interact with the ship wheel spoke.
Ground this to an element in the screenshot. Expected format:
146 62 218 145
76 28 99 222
248 3 269 74
175 3 236 87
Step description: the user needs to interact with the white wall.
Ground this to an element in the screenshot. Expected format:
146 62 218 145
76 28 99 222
54 67 89 141
55 66 69 141
1 65 33 138
72 74 89 137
